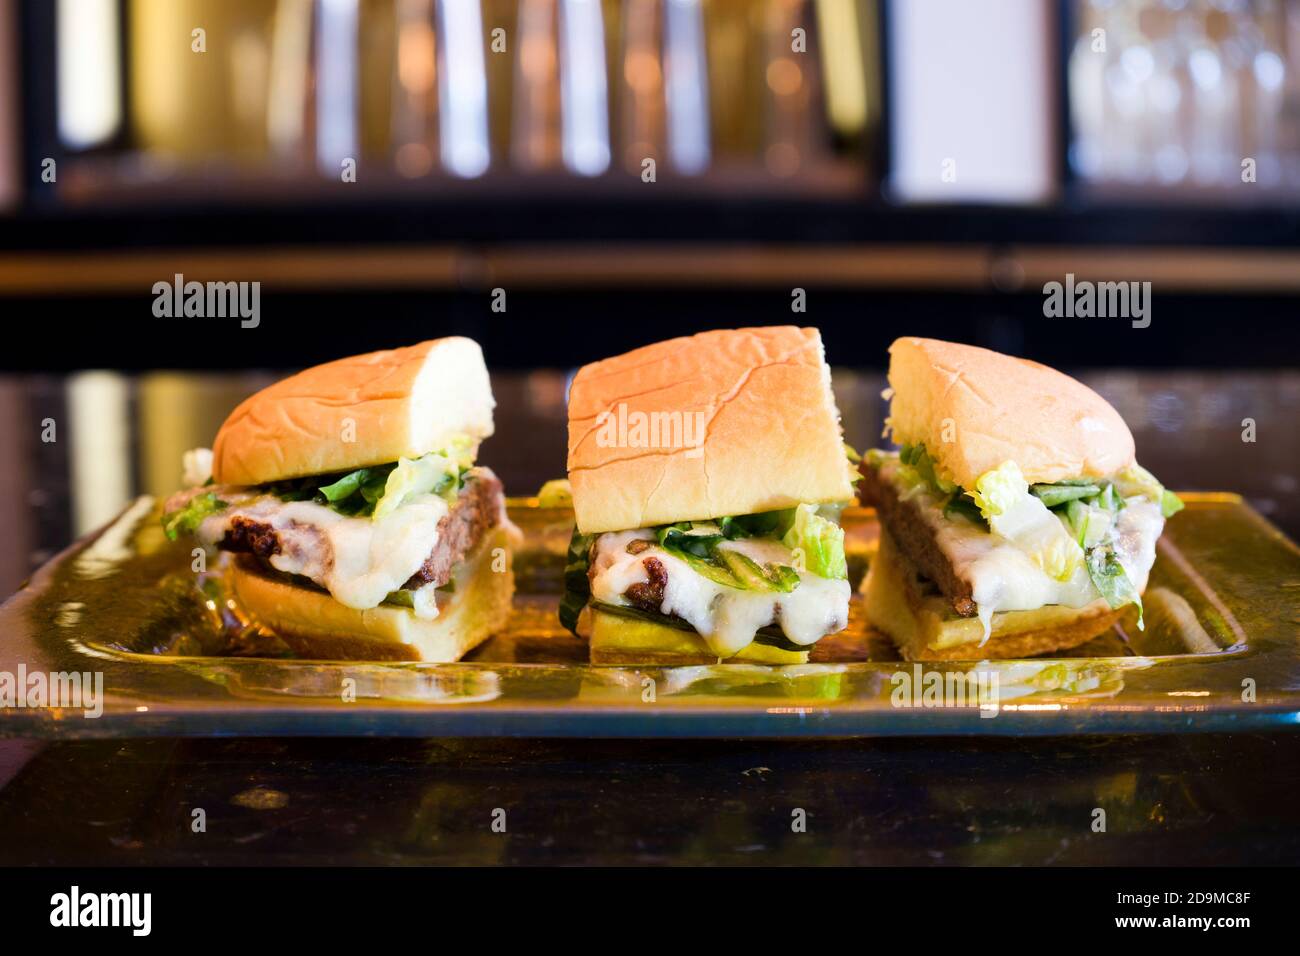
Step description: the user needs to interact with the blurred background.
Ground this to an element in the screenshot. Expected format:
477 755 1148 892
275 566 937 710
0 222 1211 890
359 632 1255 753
0 0 1298 597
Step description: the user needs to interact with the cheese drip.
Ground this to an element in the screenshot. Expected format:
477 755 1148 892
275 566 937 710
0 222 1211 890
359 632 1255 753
197 493 448 619
590 530 850 658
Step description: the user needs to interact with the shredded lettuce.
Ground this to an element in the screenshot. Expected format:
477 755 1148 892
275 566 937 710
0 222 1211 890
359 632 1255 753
898 443 958 495
372 452 462 520
781 504 848 580
266 441 471 520
718 505 847 580
1160 489 1185 519
162 492 227 541
1114 464 1184 518
1065 499 1113 549
1086 542 1144 627
973 461 1084 582
964 462 1165 622
370 437 476 520
970 460 1025 519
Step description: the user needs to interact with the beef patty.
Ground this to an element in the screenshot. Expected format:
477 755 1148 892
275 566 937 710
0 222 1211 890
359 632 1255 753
215 470 504 591
858 461 978 617
400 471 504 588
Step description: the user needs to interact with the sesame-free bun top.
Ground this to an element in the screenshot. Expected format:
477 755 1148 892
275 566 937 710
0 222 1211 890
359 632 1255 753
885 337 1135 489
567 326 855 534
213 337 494 486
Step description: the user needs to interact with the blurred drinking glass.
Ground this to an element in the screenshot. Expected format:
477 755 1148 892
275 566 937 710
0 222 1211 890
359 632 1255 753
436 0 491 176
390 0 439 178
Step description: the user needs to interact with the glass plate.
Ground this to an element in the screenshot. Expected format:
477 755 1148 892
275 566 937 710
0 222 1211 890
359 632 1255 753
1 495 1297 737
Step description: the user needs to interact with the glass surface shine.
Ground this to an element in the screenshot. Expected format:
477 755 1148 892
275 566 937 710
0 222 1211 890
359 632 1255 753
1 494 1297 738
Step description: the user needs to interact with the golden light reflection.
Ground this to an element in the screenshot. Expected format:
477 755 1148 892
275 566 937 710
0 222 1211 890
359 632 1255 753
137 373 266 501
815 0 869 138
67 372 130 537
395 141 434 177
766 57 802 97
398 21 437 94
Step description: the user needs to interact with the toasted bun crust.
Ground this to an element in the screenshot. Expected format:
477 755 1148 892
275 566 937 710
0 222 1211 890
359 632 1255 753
588 608 810 665
229 525 513 662
885 337 1134 489
862 530 1121 661
567 327 854 534
213 337 495 486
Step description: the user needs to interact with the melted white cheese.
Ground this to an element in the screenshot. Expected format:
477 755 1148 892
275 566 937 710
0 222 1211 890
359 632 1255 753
197 493 449 619
590 530 850 658
879 461 1164 639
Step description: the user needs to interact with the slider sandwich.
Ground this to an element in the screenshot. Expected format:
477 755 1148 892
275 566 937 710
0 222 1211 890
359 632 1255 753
562 327 858 664
860 337 1183 660
161 338 514 662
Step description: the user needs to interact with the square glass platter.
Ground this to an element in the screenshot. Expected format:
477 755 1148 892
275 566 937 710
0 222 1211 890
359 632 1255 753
1 494 1298 738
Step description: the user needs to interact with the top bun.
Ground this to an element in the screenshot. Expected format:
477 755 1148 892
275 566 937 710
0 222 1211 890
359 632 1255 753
567 326 854 534
885 337 1134 489
213 337 494 486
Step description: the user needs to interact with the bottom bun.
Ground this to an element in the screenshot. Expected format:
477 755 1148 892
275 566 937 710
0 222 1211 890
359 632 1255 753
230 524 514 662
589 607 810 665
862 529 1123 661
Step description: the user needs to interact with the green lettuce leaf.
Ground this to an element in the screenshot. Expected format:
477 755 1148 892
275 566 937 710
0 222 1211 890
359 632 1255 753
372 452 462 520
269 465 394 516
1114 464 1184 518
973 461 1084 582
267 445 469 521
898 443 957 494
1030 482 1102 508
162 492 227 541
656 525 787 591
719 549 801 591
719 510 789 540
558 525 595 636
1086 543 1144 627
317 468 376 503
942 492 988 528
657 524 801 592
781 504 848 580
970 460 1025 519
1160 489 1185 519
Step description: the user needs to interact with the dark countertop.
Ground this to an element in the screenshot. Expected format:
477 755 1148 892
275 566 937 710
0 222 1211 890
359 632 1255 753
0 734 1295 866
